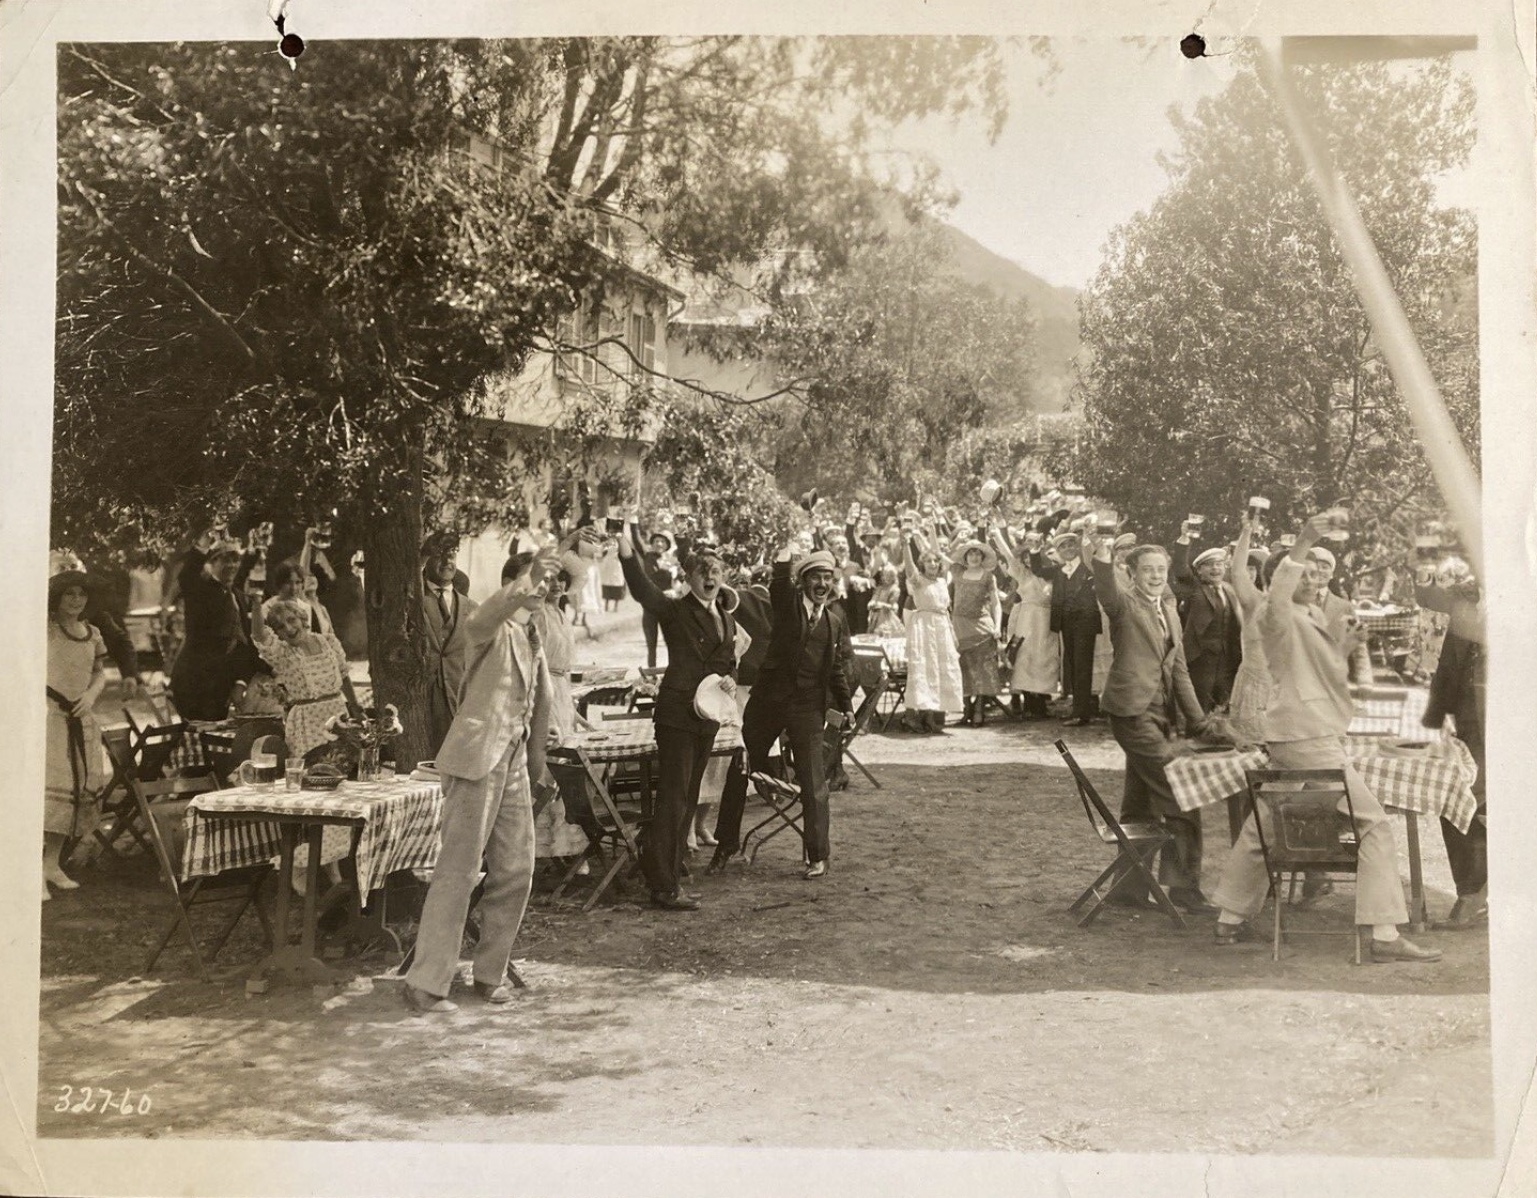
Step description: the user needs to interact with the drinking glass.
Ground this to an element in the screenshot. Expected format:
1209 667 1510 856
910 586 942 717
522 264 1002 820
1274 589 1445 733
285 757 305 792
359 744 381 783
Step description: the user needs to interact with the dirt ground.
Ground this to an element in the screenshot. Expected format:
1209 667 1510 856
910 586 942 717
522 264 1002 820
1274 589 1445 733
36 601 1493 1155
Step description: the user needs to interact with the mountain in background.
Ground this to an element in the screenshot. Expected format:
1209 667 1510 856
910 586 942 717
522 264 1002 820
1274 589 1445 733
936 222 1082 414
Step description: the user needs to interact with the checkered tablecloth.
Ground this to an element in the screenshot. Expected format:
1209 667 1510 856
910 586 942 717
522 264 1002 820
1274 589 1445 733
564 721 743 763
182 778 443 898
1164 738 1477 832
1346 688 1430 738
1355 608 1419 636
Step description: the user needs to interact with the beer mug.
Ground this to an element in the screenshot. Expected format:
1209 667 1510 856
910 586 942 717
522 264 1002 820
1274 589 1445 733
237 750 279 786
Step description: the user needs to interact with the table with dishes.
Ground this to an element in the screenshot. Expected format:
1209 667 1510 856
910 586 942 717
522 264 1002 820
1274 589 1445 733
182 776 443 984
1165 735 1477 931
563 721 743 806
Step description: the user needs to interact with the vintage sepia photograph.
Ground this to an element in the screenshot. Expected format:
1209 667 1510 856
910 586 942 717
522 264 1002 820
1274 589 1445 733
3 1 1534 1195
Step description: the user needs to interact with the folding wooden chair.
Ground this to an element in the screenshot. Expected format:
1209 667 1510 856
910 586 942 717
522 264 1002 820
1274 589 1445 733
830 661 888 790
133 771 274 980
741 771 805 864
629 667 665 713
122 703 192 780
546 747 651 912
1246 768 1361 963
88 729 154 860
1054 740 1187 929
575 684 632 721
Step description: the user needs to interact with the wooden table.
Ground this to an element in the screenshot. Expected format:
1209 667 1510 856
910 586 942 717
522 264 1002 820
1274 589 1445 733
182 778 443 985
1165 737 1477 931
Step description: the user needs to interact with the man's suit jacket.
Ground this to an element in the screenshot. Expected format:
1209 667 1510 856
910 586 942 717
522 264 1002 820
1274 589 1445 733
1030 553 1102 635
435 588 552 783
733 584 774 687
1091 557 1204 725
1170 542 1242 666
755 560 854 715
423 580 479 711
620 545 738 732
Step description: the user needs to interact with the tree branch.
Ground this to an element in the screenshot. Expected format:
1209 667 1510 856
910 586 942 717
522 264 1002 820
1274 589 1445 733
72 184 266 372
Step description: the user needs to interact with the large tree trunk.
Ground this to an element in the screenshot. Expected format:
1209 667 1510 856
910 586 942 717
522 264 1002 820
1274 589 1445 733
362 457 432 770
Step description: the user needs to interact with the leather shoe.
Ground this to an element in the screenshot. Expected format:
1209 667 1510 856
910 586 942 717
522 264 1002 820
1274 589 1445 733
473 980 515 1004
1294 875 1334 908
804 861 827 880
1168 888 1219 916
1436 896 1488 930
1213 921 1256 946
1370 936 1443 964
704 849 733 875
651 892 700 911
1063 716 1092 727
402 984 458 1013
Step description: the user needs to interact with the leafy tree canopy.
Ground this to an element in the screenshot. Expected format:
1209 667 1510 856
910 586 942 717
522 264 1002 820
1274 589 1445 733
1071 52 1477 567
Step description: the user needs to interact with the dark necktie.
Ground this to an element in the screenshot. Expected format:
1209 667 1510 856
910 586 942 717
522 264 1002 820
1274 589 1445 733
525 617 540 656
432 585 452 624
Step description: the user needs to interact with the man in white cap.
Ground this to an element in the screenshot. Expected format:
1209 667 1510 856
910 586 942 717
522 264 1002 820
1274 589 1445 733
1172 538 1242 714
710 544 853 879
1028 529 1100 726
1307 545 1372 684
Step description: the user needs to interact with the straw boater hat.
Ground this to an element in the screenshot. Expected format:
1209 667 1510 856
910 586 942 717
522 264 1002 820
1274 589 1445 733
1049 530 1081 556
1112 532 1137 551
1308 546 1337 570
1192 547 1228 570
956 540 998 571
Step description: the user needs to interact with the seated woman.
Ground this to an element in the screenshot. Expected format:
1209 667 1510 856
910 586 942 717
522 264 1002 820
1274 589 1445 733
251 599 360 763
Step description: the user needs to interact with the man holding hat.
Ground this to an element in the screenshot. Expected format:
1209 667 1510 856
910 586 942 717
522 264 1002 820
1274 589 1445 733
1172 533 1242 714
1028 528 1101 726
710 543 854 879
421 531 479 758
619 517 740 910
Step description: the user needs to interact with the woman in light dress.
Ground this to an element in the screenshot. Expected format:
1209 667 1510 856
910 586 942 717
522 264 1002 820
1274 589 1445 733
530 570 594 859
866 566 904 638
899 530 964 733
251 600 358 762
949 541 1003 727
43 564 108 899
991 529 1059 719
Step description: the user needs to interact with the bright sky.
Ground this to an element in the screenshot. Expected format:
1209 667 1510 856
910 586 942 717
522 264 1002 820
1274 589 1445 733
877 39 1238 292
878 38 1475 294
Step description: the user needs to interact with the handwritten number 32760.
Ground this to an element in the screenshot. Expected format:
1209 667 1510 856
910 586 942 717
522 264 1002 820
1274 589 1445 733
54 1086 152 1115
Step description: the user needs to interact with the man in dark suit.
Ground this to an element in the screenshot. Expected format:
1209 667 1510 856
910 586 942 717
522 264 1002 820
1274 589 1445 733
1171 540 1242 713
1029 531 1101 725
1088 533 1211 912
619 522 739 910
421 532 479 758
710 547 854 879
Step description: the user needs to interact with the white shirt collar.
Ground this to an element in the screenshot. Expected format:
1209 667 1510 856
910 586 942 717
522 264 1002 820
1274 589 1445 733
802 596 825 623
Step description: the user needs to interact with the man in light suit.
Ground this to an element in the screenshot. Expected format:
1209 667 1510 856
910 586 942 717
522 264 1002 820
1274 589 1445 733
403 547 558 1013
1087 533 1212 912
421 532 479 757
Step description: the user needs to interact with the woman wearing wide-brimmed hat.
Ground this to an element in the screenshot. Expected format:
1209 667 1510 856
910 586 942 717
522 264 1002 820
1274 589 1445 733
43 555 108 898
950 539 1003 726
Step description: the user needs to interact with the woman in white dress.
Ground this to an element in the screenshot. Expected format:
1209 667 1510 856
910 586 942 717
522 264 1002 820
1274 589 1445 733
900 529 964 733
991 529 1058 719
530 570 594 859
